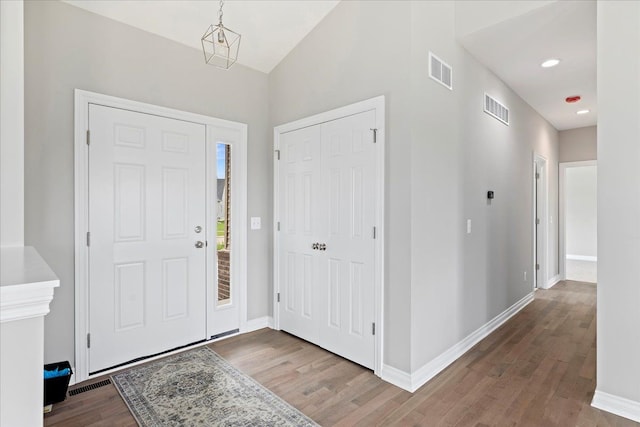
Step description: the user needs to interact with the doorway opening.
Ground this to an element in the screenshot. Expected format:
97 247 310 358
559 161 597 283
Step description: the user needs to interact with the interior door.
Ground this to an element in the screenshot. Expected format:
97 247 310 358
535 161 543 289
278 125 322 344
318 110 376 369
278 110 377 370
88 104 207 373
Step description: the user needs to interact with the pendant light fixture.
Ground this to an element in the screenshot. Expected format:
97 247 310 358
201 0 241 70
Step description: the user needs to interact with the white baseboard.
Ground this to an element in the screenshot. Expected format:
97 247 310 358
241 316 273 333
69 366 77 386
567 254 597 262
544 274 561 289
592 390 640 423
380 363 412 391
383 292 534 393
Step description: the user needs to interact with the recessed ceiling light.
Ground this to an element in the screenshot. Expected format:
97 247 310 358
541 58 560 68
576 109 590 115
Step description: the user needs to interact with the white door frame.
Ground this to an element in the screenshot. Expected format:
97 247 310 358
559 160 597 281
73 89 247 383
532 153 548 290
272 96 385 376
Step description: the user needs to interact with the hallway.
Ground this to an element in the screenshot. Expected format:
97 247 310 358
45 281 637 426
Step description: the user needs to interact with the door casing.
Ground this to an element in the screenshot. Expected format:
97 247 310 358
74 89 248 383
273 96 385 376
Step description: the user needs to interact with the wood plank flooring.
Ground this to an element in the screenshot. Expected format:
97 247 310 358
44 281 639 426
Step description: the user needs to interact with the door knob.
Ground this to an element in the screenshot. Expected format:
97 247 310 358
195 241 204 248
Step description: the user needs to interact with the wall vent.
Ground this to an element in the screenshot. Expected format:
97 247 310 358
429 52 453 90
484 93 509 125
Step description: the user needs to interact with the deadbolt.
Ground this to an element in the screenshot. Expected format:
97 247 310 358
194 225 202 233
195 241 204 248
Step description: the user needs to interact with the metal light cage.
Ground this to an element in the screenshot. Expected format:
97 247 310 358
201 23 241 70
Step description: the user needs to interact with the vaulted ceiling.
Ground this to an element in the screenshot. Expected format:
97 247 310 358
63 0 596 131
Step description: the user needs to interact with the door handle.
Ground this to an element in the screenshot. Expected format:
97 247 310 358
319 243 326 251
312 243 319 250
195 241 204 249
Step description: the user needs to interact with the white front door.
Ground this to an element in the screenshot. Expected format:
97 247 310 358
88 104 207 373
278 110 377 370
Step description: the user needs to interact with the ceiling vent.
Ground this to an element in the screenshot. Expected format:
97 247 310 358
484 93 509 125
429 52 453 90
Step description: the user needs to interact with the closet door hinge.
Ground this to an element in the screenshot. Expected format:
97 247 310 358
87 333 91 349
86 232 91 247
277 292 280 303
276 222 280 231
371 128 378 143
536 263 540 270
535 172 540 179
372 323 376 335
86 130 90 145
536 218 540 225
275 149 280 160
373 226 377 239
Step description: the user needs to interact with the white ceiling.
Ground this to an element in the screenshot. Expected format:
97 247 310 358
63 0 340 74
458 1 597 131
64 0 595 131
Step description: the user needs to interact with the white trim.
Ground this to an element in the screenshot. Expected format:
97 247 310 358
592 390 640 423
544 274 562 290
0 282 58 323
272 96 386 377
380 364 412 391
566 254 597 262
241 316 274 333
386 292 534 393
559 160 597 281
1 247 60 323
0 0 25 247
74 89 248 383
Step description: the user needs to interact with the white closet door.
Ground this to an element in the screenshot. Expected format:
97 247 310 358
278 125 322 344
318 110 376 369
88 104 207 373
278 110 377 370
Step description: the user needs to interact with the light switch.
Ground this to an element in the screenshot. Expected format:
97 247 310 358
466 219 472 234
250 217 261 230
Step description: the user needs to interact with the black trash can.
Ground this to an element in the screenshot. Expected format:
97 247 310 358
44 361 73 406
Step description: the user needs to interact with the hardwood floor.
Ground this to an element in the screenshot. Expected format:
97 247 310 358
44 281 638 426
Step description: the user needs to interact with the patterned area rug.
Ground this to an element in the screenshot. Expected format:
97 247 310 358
111 346 318 426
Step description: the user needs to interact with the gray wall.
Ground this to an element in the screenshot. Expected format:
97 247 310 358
409 1 558 371
595 0 640 407
559 125 597 162
24 0 271 366
269 0 559 374
566 166 597 258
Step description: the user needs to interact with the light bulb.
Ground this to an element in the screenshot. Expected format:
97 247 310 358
218 28 226 44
